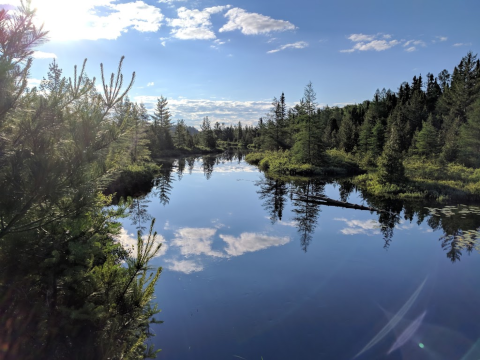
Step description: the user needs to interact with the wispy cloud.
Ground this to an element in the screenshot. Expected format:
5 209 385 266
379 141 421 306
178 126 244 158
211 38 227 49
433 36 448 43
167 6 230 40
220 233 290 257
219 8 296 35
147 82 154 86
267 41 308 54
134 96 276 127
453 42 472 47
165 259 203 274
341 33 400 53
32 51 57 59
334 218 381 236
403 39 426 52
348 33 376 42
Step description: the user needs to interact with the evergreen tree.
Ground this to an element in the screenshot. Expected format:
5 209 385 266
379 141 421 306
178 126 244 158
459 98 480 167
200 116 216 149
413 115 440 156
0 3 162 358
151 95 173 151
173 119 188 148
292 82 325 165
338 108 357 153
377 121 405 184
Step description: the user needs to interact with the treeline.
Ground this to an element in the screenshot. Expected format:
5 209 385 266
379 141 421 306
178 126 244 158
0 4 162 359
121 95 257 156
246 52 480 195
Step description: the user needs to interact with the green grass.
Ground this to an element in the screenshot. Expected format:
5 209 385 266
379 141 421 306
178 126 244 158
351 157 480 200
245 149 362 176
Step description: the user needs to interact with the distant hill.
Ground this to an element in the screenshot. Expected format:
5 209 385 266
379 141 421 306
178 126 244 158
170 124 199 135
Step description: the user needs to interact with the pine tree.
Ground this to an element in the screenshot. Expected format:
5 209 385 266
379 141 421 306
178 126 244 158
151 95 173 151
200 116 216 149
173 119 188 148
0 3 162 358
292 82 325 165
459 98 480 167
377 121 405 184
413 115 440 156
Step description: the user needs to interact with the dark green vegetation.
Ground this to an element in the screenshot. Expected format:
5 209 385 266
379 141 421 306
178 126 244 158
0 3 165 359
244 54 480 200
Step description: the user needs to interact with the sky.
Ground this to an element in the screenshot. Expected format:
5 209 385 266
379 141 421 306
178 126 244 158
1 0 479 128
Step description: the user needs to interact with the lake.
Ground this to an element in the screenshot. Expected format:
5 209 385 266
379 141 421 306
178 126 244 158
117 153 480 360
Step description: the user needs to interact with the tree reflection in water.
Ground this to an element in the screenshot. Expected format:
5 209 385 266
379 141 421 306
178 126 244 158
290 179 324 252
127 196 152 235
255 173 480 260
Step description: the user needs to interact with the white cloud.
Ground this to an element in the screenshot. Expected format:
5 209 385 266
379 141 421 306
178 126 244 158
171 227 225 258
404 40 426 48
134 96 276 127
405 46 416 52
278 220 298 227
354 40 399 51
267 41 308 54
32 51 57 59
334 218 381 236
167 6 230 40
158 0 186 3
453 42 472 47
220 232 290 256
147 82 154 86
348 33 376 42
161 41 166 46
27 78 42 88
342 33 403 52
219 8 295 35
165 259 203 274
24 0 165 41
436 36 448 42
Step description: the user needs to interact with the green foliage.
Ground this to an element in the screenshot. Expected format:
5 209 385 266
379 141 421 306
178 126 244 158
149 95 174 153
291 83 325 165
459 98 480 167
377 122 406 184
0 4 163 358
413 115 440 156
258 150 317 175
200 116 217 149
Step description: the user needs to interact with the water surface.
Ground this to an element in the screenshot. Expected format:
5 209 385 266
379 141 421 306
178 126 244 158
118 154 480 360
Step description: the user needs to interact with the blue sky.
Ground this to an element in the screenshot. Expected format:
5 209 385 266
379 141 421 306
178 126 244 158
3 0 479 127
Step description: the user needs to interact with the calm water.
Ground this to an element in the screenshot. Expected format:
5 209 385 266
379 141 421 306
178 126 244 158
118 154 480 360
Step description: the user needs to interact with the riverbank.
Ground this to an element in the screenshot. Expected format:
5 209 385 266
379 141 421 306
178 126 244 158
245 149 362 176
245 151 480 201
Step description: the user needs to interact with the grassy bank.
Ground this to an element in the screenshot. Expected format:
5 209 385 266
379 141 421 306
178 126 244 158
352 157 480 200
246 151 480 201
245 149 362 176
